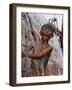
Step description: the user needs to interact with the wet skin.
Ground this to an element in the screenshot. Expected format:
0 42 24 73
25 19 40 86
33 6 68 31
22 28 53 59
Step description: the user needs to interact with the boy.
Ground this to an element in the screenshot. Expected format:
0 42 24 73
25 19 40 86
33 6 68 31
22 24 54 76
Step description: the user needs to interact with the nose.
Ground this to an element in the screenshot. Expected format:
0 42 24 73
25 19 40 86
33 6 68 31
43 29 49 34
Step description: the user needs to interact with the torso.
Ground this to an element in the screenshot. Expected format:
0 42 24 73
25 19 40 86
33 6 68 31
36 39 52 57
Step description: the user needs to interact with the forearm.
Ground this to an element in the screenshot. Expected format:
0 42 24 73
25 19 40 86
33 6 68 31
22 46 53 59
27 53 42 59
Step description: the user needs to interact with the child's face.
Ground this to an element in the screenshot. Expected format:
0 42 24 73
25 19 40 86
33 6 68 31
40 28 53 41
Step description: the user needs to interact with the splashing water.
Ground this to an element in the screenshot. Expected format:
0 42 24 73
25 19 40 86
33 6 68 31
21 13 63 76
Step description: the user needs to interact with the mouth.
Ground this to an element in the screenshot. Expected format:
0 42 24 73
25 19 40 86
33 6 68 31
42 35 49 39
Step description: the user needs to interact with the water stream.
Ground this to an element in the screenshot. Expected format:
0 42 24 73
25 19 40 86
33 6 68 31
21 13 63 76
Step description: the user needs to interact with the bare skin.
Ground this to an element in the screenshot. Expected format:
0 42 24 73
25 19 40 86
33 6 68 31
22 25 54 76
22 45 53 59
22 27 53 59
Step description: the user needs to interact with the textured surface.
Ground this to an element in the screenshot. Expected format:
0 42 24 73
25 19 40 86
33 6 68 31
21 13 63 77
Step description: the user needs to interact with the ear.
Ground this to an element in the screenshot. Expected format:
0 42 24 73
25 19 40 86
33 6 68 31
52 33 54 37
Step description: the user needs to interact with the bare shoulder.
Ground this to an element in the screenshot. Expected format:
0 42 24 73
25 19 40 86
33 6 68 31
47 44 53 51
45 45 53 56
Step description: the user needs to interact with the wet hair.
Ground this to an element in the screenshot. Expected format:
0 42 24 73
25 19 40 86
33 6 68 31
41 24 54 33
